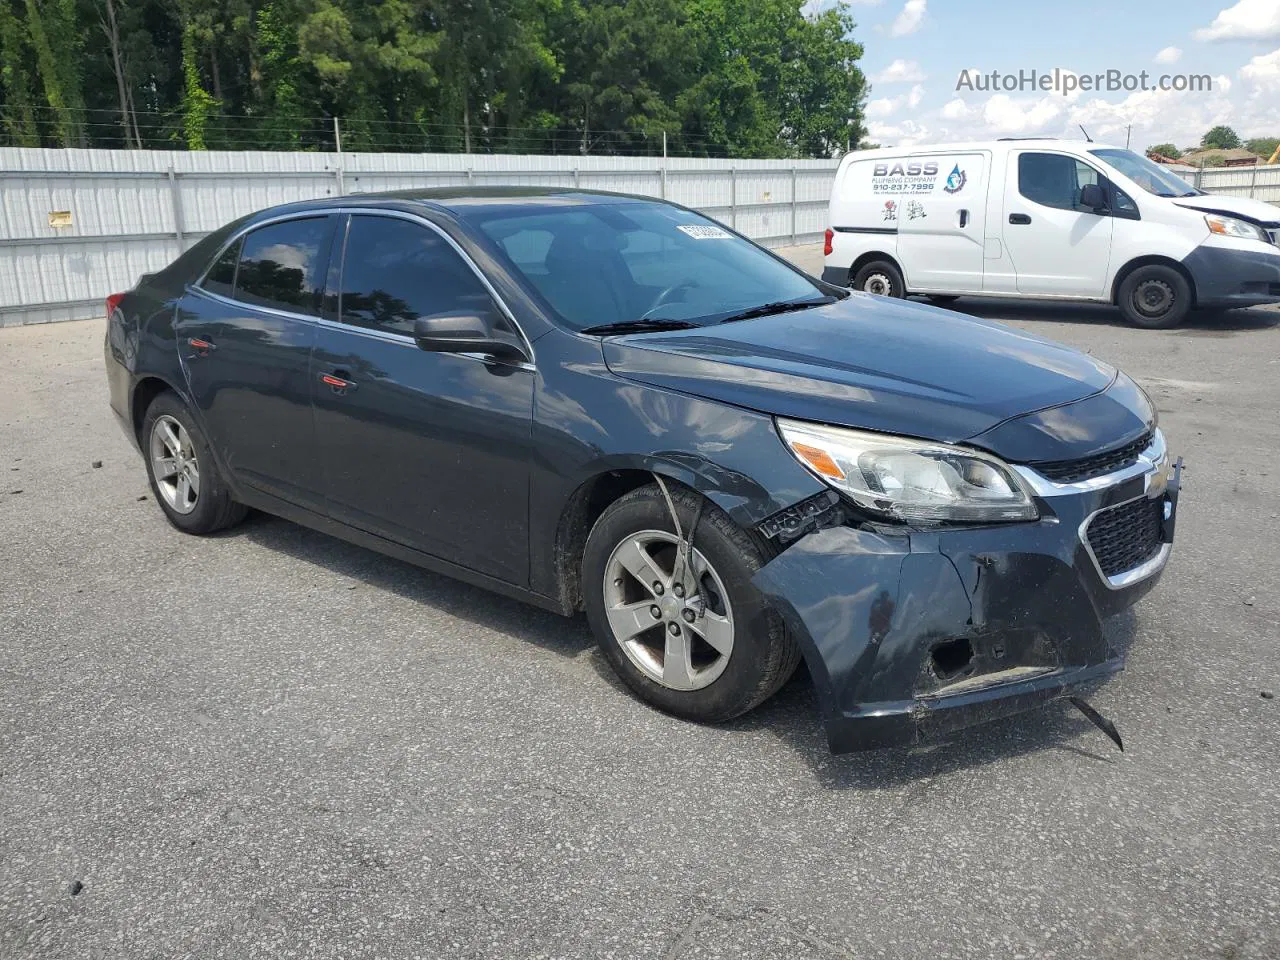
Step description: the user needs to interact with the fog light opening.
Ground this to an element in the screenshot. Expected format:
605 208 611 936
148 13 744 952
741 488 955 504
931 638 975 681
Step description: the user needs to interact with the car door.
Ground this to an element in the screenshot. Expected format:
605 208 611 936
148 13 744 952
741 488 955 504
175 215 336 510
1002 151 1114 297
894 151 990 293
311 212 535 585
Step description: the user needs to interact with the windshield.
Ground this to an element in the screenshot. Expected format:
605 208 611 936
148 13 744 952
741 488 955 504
1089 148 1199 198
468 200 830 331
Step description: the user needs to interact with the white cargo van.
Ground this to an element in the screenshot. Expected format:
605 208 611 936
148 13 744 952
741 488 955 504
822 139 1280 328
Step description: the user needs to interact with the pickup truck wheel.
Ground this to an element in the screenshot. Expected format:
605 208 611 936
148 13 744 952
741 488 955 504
1118 266 1191 329
582 484 800 723
142 392 247 535
851 260 905 298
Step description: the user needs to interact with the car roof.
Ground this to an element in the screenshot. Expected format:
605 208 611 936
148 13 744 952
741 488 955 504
275 186 661 215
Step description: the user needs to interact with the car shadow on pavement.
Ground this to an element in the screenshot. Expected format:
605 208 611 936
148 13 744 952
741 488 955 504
239 511 1143 789
238 512 596 660
944 298 1280 332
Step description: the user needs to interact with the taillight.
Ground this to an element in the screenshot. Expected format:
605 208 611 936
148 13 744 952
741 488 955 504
823 228 833 257
105 293 125 317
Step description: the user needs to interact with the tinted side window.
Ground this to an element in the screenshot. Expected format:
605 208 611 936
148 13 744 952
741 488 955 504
340 216 499 336
235 218 331 316
203 239 240 298
1018 153 1102 213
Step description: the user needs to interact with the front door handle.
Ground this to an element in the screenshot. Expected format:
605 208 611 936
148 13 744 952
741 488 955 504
187 337 216 356
958 209 969 228
1009 213 1032 225
321 371 357 394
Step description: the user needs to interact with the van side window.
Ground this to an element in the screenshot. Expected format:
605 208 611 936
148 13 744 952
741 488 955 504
1018 154 1103 213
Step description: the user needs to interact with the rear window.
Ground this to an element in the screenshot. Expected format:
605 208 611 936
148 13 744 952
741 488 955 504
201 217 332 316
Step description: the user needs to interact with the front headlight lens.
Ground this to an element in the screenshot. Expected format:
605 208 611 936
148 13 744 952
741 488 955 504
778 419 1038 523
1205 213 1269 243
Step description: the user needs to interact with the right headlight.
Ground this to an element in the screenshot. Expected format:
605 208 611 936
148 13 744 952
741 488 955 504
777 418 1038 524
1205 213 1270 244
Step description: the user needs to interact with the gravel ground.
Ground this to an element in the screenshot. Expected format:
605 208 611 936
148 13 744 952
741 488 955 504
2 245 1279 959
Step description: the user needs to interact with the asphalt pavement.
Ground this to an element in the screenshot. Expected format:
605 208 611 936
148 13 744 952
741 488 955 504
2 246 1278 959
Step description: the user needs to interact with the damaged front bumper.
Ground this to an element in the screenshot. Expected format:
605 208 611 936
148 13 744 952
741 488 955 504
753 440 1181 753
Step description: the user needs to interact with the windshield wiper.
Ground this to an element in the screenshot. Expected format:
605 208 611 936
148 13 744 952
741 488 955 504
579 318 699 335
718 296 834 325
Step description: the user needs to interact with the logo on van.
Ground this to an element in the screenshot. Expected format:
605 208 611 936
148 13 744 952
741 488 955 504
871 160 939 195
943 165 967 194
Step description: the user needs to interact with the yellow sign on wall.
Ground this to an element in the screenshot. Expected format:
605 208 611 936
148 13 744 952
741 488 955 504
48 210 73 228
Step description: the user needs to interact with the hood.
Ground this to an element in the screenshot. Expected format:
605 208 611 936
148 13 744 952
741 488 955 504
1174 193 1280 226
602 295 1117 448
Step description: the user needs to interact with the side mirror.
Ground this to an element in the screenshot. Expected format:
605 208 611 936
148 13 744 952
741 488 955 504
1079 183 1108 212
413 312 527 363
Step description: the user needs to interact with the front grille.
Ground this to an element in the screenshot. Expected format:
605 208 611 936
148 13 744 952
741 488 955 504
1086 497 1164 578
1032 431 1153 485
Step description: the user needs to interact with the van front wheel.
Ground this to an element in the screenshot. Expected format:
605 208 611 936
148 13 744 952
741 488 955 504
1117 265 1191 329
851 260 905 298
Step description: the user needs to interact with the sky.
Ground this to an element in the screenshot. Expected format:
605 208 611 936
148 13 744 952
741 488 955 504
816 0 1280 151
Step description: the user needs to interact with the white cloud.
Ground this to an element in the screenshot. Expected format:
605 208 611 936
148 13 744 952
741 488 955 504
890 0 926 37
872 59 926 84
1240 47 1280 89
1195 0 1280 42
866 118 933 147
1154 46 1182 65
940 98 971 120
866 84 926 119
982 94 1063 135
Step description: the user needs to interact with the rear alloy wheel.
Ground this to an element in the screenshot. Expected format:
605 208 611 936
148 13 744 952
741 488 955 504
851 260 905 298
1117 265 1191 329
582 484 800 723
142 392 247 534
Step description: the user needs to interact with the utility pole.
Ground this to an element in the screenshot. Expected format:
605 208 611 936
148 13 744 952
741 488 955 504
663 130 667 161
334 117 342 155
1125 124 1131 149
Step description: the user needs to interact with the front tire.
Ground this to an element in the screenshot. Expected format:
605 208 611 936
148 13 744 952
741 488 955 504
851 260 906 298
1117 265 1192 329
582 483 800 723
142 392 247 534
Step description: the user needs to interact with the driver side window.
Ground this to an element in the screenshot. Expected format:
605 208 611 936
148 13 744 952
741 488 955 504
1018 153 1104 213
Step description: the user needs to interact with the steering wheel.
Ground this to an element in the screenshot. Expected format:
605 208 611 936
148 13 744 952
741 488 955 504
639 280 698 320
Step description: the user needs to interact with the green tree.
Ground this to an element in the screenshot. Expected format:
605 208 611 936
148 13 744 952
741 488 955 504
1245 137 1279 160
1147 142 1181 159
180 21 217 148
0 0 39 145
1201 125 1240 150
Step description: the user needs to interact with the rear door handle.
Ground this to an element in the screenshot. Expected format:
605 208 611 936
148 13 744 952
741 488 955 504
958 209 969 228
1009 213 1032 225
321 371 357 394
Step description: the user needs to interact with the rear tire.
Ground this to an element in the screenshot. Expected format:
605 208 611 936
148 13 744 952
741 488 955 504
1117 265 1192 329
851 260 906 298
582 483 799 723
142 392 247 535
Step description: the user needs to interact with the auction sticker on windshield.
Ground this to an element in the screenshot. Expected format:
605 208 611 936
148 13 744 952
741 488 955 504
677 224 732 239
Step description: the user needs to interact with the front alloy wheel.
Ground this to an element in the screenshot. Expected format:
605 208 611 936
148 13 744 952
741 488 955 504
602 530 735 691
582 483 801 723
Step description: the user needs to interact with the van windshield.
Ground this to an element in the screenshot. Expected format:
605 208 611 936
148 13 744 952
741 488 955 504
1089 148 1200 198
